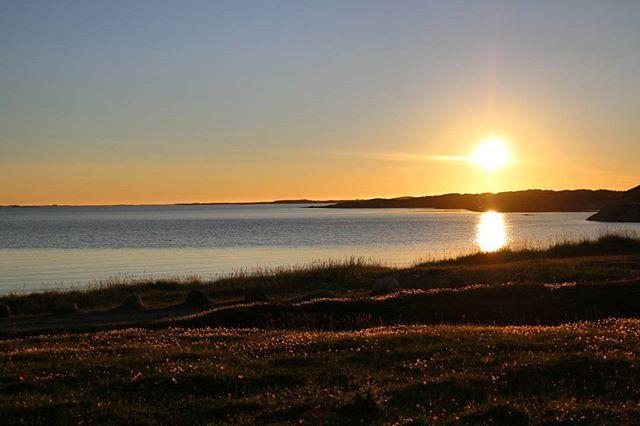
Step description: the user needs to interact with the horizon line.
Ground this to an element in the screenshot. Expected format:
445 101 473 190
1 186 631 208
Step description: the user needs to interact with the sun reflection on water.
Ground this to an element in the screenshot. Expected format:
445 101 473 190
476 211 508 252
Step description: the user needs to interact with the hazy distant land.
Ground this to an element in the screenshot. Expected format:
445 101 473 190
0 199 341 208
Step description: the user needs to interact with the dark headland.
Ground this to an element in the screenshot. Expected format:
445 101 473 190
323 186 640 222
586 185 640 222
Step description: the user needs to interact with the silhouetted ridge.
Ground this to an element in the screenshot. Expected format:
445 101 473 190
325 189 621 212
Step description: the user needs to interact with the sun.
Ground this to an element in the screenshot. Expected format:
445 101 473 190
471 136 509 171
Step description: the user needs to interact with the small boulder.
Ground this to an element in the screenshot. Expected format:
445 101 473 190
54 301 79 315
244 290 268 303
119 294 144 311
0 304 11 318
301 289 336 302
371 276 401 295
184 290 210 307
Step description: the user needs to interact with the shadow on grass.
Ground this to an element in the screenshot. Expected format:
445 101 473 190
167 278 640 329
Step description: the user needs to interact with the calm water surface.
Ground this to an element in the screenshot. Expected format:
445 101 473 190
1 204 639 294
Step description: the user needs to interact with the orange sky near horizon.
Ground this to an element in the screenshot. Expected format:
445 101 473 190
2 161 637 206
3 132 637 205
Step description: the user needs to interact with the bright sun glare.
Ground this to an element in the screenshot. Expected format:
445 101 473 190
476 211 508 252
471 136 509 171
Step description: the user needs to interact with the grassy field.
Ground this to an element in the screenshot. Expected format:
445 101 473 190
3 321 640 423
2 235 640 423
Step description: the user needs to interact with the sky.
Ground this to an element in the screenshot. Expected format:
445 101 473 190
1 1 639 205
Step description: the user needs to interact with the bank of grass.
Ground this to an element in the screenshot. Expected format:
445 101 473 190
2 234 640 317
2 320 640 423
0 258 390 317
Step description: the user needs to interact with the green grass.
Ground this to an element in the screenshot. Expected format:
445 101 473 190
2 321 640 423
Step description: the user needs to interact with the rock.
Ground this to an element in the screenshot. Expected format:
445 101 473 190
371 276 401 295
119 294 144 311
184 290 210 307
54 301 79 315
0 304 11 318
301 289 336 301
244 290 268 303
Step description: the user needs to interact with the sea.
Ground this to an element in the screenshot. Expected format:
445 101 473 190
1 204 639 294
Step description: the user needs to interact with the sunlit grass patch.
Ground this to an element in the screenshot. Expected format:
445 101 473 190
432 233 640 266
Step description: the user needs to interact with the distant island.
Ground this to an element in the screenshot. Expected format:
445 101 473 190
323 186 640 222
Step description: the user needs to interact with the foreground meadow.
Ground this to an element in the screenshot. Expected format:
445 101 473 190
3 321 640 424
2 235 640 424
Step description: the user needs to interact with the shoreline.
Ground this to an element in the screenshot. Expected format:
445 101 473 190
2 233 639 318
